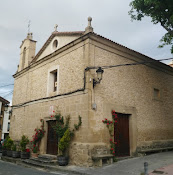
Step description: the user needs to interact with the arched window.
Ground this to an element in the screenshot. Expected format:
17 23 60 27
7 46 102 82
22 47 26 69
53 39 58 50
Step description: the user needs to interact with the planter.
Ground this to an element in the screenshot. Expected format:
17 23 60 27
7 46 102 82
12 151 20 158
31 153 39 158
7 150 12 157
2 150 7 156
21 152 30 159
57 156 69 166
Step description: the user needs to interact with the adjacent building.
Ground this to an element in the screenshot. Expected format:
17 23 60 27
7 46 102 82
0 96 10 140
10 17 173 166
2 106 11 140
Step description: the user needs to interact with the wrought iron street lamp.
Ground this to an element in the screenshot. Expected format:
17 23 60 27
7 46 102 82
93 67 104 88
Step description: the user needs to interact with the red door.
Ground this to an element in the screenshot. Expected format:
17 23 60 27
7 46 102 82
114 113 130 157
47 121 58 155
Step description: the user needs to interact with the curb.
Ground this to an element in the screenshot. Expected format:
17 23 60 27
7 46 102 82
1 156 90 175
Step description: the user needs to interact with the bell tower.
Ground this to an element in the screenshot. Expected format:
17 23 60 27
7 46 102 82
18 33 36 71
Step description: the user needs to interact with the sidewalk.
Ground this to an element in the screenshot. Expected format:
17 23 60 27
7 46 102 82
74 151 173 175
149 164 173 175
1 151 173 175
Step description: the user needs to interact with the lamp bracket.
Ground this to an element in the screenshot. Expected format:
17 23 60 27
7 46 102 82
93 78 101 88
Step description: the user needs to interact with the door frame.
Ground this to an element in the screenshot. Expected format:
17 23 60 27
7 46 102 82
114 112 130 157
103 102 137 156
46 120 58 155
42 117 57 155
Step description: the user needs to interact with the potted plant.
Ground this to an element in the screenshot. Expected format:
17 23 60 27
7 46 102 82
2 137 8 156
31 145 39 158
6 137 13 157
57 129 71 166
20 135 30 159
12 144 20 158
51 111 82 166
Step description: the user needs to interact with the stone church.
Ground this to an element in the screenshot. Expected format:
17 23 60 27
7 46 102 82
11 17 173 166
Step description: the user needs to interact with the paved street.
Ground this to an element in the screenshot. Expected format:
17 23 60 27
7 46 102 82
0 151 173 175
73 151 173 175
0 160 78 175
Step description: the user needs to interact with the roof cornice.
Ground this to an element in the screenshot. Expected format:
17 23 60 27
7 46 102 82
31 31 84 63
0 96 10 104
13 32 173 78
13 32 90 78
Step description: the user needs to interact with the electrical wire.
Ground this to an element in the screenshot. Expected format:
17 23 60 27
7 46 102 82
0 90 14 95
86 58 173 70
12 57 173 108
3 90 13 98
0 84 14 88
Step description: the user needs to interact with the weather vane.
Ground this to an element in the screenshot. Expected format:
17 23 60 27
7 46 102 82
28 20 31 33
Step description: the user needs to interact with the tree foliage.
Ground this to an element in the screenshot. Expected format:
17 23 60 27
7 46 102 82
129 0 173 53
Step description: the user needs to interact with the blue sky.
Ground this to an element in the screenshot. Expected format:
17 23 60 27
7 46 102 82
0 0 172 104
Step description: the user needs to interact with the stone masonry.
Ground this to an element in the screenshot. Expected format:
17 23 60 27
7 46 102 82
11 18 173 166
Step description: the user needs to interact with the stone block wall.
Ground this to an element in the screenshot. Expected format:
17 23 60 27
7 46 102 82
13 41 88 105
11 33 173 166
87 38 173 155
69 142 110 167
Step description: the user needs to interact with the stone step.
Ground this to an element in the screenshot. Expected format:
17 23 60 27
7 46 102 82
21 159 47 168
30 157 57 165
38 154 57 161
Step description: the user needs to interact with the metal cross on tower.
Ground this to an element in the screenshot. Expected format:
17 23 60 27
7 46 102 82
28 20 31 33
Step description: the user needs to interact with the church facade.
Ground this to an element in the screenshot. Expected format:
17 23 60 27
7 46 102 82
11 17 173 166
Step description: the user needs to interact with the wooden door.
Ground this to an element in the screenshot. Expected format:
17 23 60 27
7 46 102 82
114 113 130 157
47 121 58 155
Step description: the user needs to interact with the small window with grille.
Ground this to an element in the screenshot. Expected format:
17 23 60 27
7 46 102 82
51 70 57 92
47 65 59 96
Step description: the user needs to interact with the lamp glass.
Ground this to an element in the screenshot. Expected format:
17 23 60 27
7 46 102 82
97 71 102 80
96 67 104 80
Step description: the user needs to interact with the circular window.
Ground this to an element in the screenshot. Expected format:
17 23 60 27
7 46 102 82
53 39 58 50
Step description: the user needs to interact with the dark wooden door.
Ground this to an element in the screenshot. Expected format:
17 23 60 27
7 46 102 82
47 121 58 155
114 113 130 157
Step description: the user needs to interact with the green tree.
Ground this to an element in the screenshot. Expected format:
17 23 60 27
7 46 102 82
129 0 173 53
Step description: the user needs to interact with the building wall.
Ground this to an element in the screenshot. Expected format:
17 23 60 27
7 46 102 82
0 101 8 140
11 39 95 166
0 101 3 140
38 35 81 61
13 40 87 105
88 38 173 155
11 34 173 166
19 39 36 71
2 106 11 140
0 102 2 112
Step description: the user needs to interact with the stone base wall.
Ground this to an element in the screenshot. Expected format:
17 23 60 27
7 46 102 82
69 142 110 167
137 140 173 154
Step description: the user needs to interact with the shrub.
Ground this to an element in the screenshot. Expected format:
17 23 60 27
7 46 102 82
2 136 9 150
58 129 71 155
6 137 14 150
20 135 29 152
51 111 82 156
31 119 45 153
12 144 17 151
